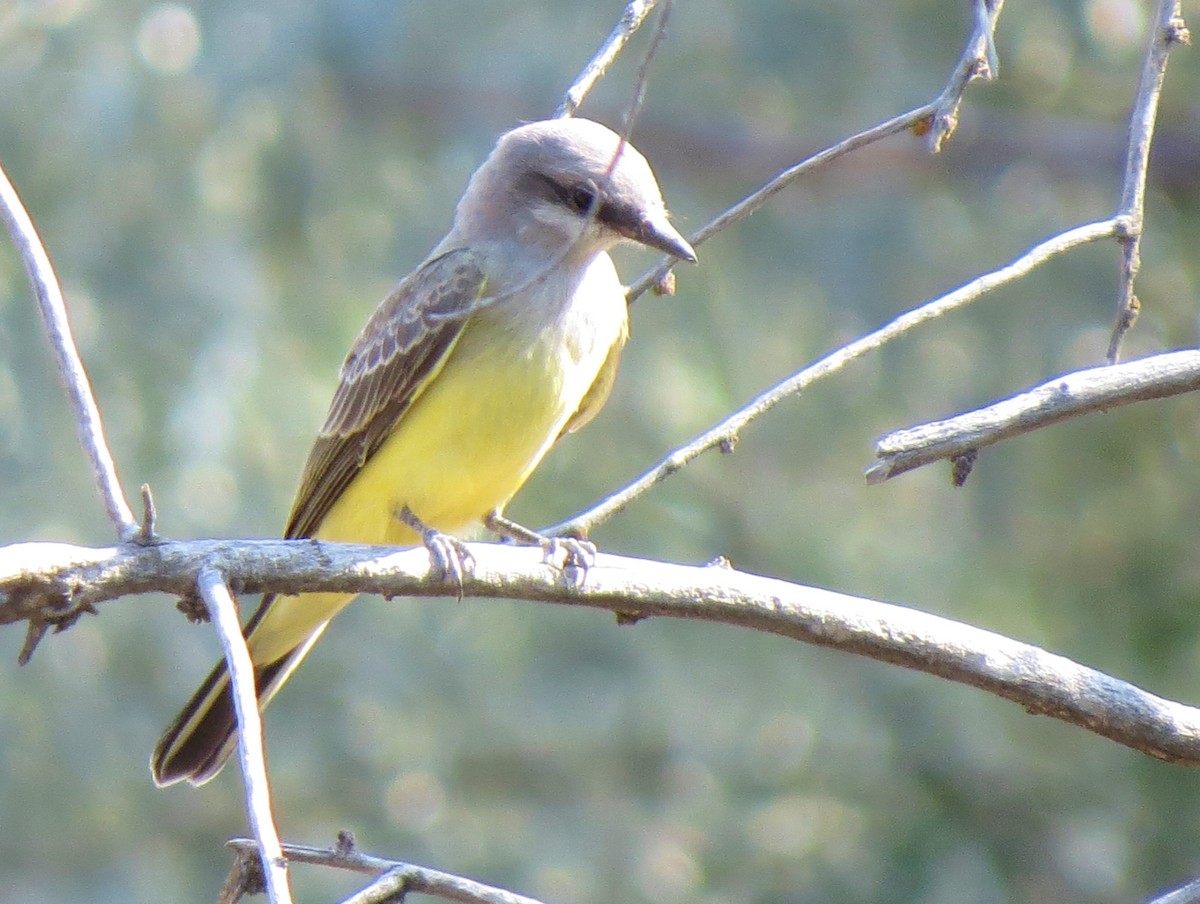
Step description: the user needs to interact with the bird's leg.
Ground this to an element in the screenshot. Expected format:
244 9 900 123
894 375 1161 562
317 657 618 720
398 505 475 592
484 509 596 580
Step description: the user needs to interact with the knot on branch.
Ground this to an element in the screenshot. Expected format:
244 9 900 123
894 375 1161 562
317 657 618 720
1113 215 1140 241
1166 17 1191 46
176 590 211 623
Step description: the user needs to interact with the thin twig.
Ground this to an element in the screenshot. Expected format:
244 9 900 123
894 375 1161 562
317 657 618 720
5 538 1200 765
923 0 1005 152
1106 0 1189 363
137 483 159 545
227 837 550 904
0 162 138 539
614 0 671 141
866 349 1200 484
197 566 292 904
626 104 928 302
561 219 1118 536
556 0 661 119
625 0 1006 303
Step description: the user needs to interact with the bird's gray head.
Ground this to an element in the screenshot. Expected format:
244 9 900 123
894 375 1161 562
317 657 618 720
452 118 696 265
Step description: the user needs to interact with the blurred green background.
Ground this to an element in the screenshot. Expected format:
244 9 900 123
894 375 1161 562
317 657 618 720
2 1 1200 902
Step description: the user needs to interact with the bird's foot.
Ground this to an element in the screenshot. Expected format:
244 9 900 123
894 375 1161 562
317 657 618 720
399 506 475 593
484 510 595 586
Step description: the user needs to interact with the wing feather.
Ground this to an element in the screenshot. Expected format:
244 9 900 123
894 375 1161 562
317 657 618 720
284 249 488 540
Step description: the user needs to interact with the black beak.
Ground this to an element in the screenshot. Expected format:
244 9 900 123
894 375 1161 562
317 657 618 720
602 201 698 263
633 216 698 263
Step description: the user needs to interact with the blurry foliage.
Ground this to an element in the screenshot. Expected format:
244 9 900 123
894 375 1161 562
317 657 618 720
1 1 1200 903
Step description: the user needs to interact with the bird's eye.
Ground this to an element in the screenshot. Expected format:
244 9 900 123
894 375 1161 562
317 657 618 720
566 184 596 214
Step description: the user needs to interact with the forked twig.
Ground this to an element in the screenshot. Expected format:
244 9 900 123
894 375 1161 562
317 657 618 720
867 349 1200 483
555 219 1117 536
625 0 1006 302
228 835 549 904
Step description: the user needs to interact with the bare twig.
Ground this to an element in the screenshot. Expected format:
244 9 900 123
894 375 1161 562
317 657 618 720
5 538 1200 765
625 105 926 303
1107 0 1189 363
562 219 1118 536
137 483 159 545
340 864 547 904
924 0 1005 152
625 0 1006 303
197 566 292 904
228 837 550 904
0 162 138 540
556 0 661 119
615 0 671 141
866 349 1200 484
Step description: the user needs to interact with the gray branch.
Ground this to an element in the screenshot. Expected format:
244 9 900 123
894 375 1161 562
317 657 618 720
624 0 1005 303
552 219 1116 537
556 0 661 119
1145 876 1200 904
227 836 550 904
0 163 138 539
1107 0 1189 362
198 567 293 904
4 537 1200 767
867 349 1200 483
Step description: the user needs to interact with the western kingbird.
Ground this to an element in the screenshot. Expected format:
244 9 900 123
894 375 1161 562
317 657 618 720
151 118 696 786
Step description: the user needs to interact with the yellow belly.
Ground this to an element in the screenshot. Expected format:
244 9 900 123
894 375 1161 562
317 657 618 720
248 259 627 665
316 321 602 543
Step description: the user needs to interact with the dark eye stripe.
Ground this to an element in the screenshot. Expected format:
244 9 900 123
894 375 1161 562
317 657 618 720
528 172 600 216
524 171 645 238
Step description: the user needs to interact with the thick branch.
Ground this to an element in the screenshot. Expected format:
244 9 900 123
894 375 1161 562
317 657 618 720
4 537 1200 766
866 349 1200 483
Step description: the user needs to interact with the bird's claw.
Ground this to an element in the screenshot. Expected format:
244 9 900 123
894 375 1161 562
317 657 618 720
399 505 474 594
540 536 596 587
483 509 595 587
421 529 475 593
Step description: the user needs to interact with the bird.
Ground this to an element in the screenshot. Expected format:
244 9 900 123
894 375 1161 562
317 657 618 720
150 117 697 786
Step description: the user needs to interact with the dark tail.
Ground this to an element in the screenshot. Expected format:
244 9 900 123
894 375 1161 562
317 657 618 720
151 590 342 786
150 652 292 787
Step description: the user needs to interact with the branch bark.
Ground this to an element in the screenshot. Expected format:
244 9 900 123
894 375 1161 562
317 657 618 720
867 349 1200 484
4 537 1200 767
1145 876 1200 904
